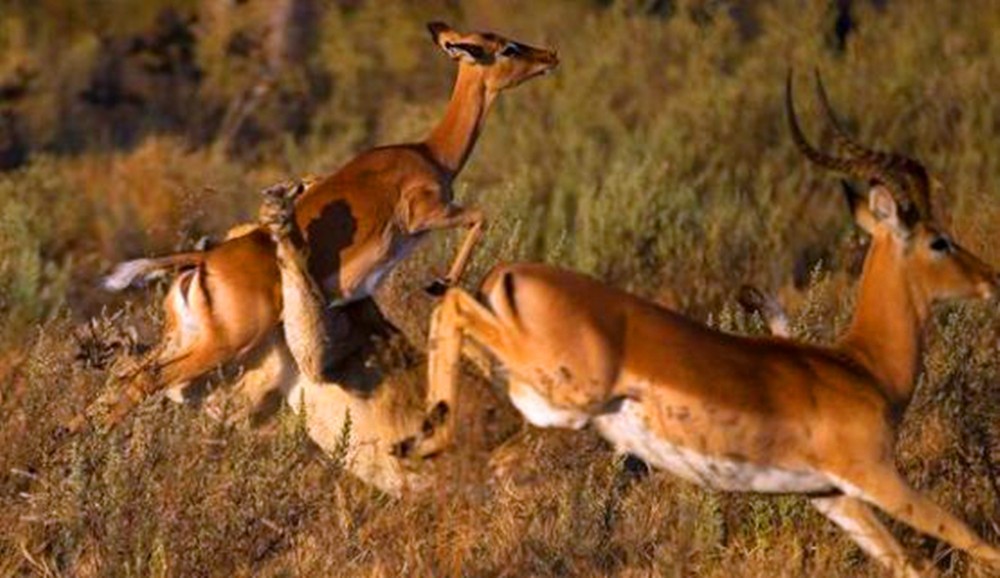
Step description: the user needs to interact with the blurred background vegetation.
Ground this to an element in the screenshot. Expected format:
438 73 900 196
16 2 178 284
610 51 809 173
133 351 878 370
1 0 1000 576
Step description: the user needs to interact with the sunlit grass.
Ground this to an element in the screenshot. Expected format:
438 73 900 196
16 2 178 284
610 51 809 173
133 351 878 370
1 0 999 575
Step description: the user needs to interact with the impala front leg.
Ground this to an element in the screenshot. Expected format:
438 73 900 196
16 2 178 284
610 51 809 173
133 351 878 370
399 287 506 459
424 206 485 296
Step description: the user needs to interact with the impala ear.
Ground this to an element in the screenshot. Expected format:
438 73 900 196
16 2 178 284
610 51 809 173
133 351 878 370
427 21 487 63
867 184 908 237
841 180 877 234
427 21 453 45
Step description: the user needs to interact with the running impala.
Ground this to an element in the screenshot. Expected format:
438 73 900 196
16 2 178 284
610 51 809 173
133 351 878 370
68 22 558 433
413 75 1000 577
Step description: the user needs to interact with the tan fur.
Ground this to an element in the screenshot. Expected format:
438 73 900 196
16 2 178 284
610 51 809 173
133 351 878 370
263 184 437 494
84 23 558 432
215 313 430 496
285 355 429 496
223 222 259 241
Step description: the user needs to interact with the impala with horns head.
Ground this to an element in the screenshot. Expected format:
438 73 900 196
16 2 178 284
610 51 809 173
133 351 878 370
65 22 558 434
411 73 1000 576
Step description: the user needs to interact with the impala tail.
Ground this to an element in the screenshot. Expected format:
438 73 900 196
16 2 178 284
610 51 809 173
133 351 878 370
102 251 205 291
736 285 790 338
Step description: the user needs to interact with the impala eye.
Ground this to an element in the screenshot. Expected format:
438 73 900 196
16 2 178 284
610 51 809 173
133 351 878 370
500 43 522 57
930 237 952 253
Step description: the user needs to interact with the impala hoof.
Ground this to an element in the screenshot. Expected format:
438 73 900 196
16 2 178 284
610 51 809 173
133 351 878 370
622 454 650 479
51 425 71 443
423 402 449 434
424 278 451 297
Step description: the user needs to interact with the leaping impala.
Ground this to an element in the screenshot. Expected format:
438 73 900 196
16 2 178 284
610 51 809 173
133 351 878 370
413 75 1000 577
70 22 558 433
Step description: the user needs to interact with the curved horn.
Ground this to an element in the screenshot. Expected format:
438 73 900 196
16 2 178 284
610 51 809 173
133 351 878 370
785 71 863 176
787 70 931 222
813 69 871 159
813 70 933 220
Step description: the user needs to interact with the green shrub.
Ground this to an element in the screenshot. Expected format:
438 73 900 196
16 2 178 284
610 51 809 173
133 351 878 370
0 159 83 339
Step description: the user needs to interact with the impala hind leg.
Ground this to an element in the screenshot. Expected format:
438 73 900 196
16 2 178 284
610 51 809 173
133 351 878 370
61 340 202 436
85 271 224 430
810 495 925 578
100 341 232 429
406 288 506 457
97 252 281 430
204 330 296 425
839 466 1000 572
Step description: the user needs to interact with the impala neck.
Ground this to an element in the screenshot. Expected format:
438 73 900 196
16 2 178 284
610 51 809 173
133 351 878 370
424 64 496 177
838 232 929 412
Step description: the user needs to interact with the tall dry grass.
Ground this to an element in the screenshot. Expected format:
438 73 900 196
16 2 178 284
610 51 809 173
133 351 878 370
2 0 1000 576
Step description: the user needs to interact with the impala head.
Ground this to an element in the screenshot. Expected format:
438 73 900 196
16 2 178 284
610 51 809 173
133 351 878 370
427 22 558 92
786 71 998 305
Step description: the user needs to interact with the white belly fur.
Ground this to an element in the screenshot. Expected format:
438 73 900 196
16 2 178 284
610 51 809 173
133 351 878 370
508 380 590 430
324 232 424 304
594 400 834 494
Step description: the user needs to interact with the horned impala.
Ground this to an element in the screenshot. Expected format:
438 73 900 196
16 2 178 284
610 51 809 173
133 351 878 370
414 75 1000 577
71 22 558 433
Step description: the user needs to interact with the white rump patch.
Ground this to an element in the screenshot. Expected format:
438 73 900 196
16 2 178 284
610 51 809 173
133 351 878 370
594 400 834 494
102 258 158 291
172 270 202 335
508 381 589 430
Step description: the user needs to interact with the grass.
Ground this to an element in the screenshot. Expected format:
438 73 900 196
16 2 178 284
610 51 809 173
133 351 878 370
2 0 1000 575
